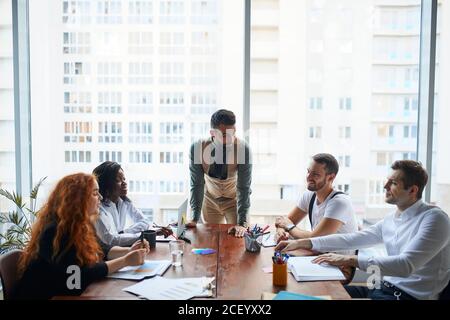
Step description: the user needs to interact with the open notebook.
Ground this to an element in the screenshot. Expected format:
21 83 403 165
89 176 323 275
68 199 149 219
288 256 346 282
107 260 171 280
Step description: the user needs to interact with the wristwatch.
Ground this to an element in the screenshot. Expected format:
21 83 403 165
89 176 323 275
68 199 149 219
284 223 295 232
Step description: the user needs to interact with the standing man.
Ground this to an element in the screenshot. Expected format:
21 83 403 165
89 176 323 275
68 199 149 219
186 109 252 238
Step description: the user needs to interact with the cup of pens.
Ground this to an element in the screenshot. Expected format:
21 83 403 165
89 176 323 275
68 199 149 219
272 251 289 286
244 224 270 253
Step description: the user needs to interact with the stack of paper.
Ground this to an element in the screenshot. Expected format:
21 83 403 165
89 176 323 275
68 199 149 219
107 260 171 280
123 276 215 300
287 256 345 282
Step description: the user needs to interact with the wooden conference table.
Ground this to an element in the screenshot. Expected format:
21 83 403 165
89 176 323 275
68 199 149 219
55 224 350 300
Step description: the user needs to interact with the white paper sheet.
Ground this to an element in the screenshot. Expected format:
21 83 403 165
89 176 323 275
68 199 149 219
123 276 215 300
288 256 346 281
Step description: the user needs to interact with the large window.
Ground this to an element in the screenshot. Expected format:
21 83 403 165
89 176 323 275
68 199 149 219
3 0 445 232
249 0 421 226
28 0 244 223
0 0 16 233
431 0 450 213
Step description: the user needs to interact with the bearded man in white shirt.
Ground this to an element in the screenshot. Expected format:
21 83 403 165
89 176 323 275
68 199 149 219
276 160 450 300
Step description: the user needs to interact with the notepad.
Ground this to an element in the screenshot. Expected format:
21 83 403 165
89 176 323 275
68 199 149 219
107 260 171 280
262 233 277 247
287 256 345 282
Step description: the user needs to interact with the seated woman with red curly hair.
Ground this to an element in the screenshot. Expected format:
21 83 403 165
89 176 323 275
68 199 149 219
13 173 149 300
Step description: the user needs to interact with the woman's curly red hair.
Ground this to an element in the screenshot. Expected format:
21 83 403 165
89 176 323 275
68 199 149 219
18 173 103 275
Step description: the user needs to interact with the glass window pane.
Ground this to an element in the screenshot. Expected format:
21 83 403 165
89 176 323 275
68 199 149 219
29 0 244 219
431 1 450 214
0 0 16 235
250 0 420 226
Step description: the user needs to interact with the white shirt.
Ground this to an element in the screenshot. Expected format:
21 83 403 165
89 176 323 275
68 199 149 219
297 190 358 234
95 197 150 246
311 200 450 300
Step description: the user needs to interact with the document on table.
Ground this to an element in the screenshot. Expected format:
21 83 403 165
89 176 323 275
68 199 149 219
288 256 345 282
262 233 276 247
123 276 215 300
107 260 171 280
156 234 177 242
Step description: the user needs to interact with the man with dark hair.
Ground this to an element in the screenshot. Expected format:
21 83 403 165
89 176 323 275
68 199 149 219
274 153 358 252
187 109 252 238
276 160 450 300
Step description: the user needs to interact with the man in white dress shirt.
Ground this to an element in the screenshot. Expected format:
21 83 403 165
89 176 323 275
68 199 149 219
276 160 450 300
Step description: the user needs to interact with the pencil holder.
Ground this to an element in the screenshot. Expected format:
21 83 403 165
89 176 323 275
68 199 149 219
272 262 288 286
244 233 262 252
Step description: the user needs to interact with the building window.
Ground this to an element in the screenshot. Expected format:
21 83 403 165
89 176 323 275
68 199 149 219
99 151 122 163
377 124 395 138
368 180 386 205
403 125 417 138
159 62 184 84
159 122 184 144
339 126 351 139
63 32 91 54
191 62 216 85
191 122 209 143
160 152 183 164
64 122 92 143
128 1 153 24
191 92 217 114
159 0 185 24
159 32 184 55
129 62 153 84
97 92 122 114
129 151 152 163
64 92 92 113
129 122 152 143
309 97 323 110
308 126 322 139
191 31 217 55
96 0 122 24
128 32 153 55
402 152 417 160
338 155 351 168
339 97 352 110
62 0 91 24
129 92 153 114
404 96 418 112
64 150 92 163
159 92 184 114
140 208 154 220
191 0 218 24
98 121 122 143
63 62 90 85
159 181 185 194
376 152 392 167
337 184 350 193
97 62 122 85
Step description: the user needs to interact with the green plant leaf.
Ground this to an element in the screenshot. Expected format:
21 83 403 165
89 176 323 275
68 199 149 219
30 177 47 199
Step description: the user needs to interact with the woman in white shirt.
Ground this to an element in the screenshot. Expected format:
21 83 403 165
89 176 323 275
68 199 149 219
93 161 170 246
